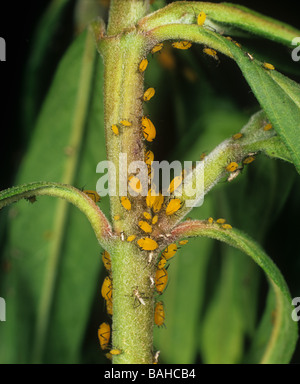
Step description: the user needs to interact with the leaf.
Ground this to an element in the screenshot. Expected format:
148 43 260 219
0 30 108 363
172 222 298 363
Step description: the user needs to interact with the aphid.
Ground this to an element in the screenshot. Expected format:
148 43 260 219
143 87 156 102
106 297 113 316
154 301 165 327
25 196 37 204
200 152 206 161
172 41 192 50
143 211 152 220
120 196 132 211
234 41 242 48
151 42 164 54
168 175 183 194
203 47 219 60
226 162 239 173
114 214 121 221
207 217 214 224
243 155 256 165
138 220 153 234
222 224 232 229
139 58 148 73
102 250 111 271
155 268 168 294
216 218 226 224
127 235 137 242
105 353 112 360
110 349 122 355
101 276 113 301
111 124 119 136
128 175 142 194
152 215 158 225
232 133 243 140
227 169 241 182
98 322 111 350
245 52 254 61
179 239 189 245
162 244 177 260
263 123 273 131
157 256 167 270
84 190 101 203
120 120 132 127
137 237 159 251
197 11 206 26
263 62 275 70
146 189 164 213
153 350 160 364
145 150 154 165
166 198 182 216
133 287 146 306
142 116 156 142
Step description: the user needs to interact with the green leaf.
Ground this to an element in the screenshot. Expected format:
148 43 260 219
0 30 108 363
172 222 298 363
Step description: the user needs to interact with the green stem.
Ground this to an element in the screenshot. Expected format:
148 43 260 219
97 0 155 364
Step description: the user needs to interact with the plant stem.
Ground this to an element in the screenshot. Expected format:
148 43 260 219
99 0 155 364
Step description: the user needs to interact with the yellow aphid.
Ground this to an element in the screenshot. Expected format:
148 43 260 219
154 301 165 327
243 156 256 165
263 62 275 70
139 58 148 73
138 220 153 234
226 162 239 172
263 123 273 131
120 120 132 127
232 133 243 140
179 240 189 245
168 175 183 194
222 224 232 229
157 256 167 270
84 190 101 203
207 217 214 224
110 349 122 355
101 276 113 301
162 243 177 260
102 250 111 271
152 215 158 225
98 322 110 350
127 235 137 242
166 198 182 216
203 47 218 60
137 237 159 251
157 49 176 70
151 42 164 54
143 211 152 220
146 190 164 213
114 214 121 221
106 298 113 316
155 268 168 294
143 87 156 102
172 41 192 50
216 218 226 224
105 353 112 360
120 196 132 211
111 124 119 136
142 116 156 142
128 176 142 194
234 41 242 48
197 11 206 26
145 150 154 165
